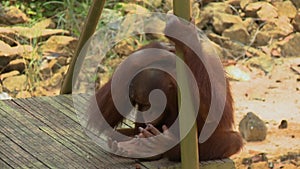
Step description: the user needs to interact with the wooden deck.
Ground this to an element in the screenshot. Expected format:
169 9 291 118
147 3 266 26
0 95 235 169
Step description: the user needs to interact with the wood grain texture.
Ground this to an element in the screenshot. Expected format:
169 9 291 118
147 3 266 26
0 95 235 169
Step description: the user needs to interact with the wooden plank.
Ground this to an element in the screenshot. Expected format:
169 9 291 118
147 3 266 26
140 158 235 169
0 105 48 168
0 130 46 169
5 100 93 169
0 143 20 169
12 96 124 167
0 157 12 169
50 95 236 169
0 104 81 168
0 95 236 168
1 99 94 167
7 96 136 168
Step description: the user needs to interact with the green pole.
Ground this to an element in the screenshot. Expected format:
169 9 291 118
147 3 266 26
173 0 200 169
61 0 106 94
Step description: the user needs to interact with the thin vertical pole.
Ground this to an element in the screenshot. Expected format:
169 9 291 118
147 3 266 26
61 0 106 94
173 0 200 168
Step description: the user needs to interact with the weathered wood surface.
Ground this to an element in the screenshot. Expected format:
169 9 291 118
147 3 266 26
0 95 235 169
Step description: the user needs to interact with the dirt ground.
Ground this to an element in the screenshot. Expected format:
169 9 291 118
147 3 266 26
230 57 300 169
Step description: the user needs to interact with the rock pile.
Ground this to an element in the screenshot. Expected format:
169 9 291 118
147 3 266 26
0 7 77 98
195 0 300 60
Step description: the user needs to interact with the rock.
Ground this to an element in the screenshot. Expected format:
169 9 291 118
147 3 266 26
0 40 14 54
40 58 62 78
291 0 300 8
212 13 243 34
41 35 77 57
11 26 69 40
278 120 288 129
164 0 173 10
144 16 166 36
198 0 217 6
192 3 201 21
251 161 269 168
271 48 281 57
0 70 20 81
225 65 251 81
254 31 271 46
4 59 27 73
242 153 268 165
273 1 297 19
222 24 250 44
245 52 274 73
3 75 27 92
48 59 60 73
197 2 233 28
32 19 56 29
0 27 19 45
14 45 34 56
244 2 277 20
0 6 29 25
203 2 233 14
40 60 51 78
243 1 265 17
16 91 31 98
211 41 234 59
292 12 300 32
34 86 50 96
50 73 63 87
226 0 242 6
256 3 278 21
240 0 257 9
19 48 39 60
142 0 162 8
0 40 33 61
239 112 267 142
207 32 246 58
100 9 122 29
57 65 69 75
196 11 213 29
117 3 150 14
0 41 16 67
280 33 300 57
261 16 294 39
113 40 134 56
243 18 259 34
57 56 68 66
0 92 12 100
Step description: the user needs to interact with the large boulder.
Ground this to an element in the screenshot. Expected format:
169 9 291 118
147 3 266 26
212 13 243 34
222 24 250 44
273 1 297 19
261 16 294 39
41 35 77 57
2 75 27 92
244 2 277 20
239 112 267 142
280 33 300 57
0 40 34 61
0 70 20 81
0 40 16 68
3 59 27 73
0 6 29 25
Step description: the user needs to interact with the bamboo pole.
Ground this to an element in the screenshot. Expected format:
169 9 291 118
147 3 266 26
61 0 106 94
173 0 200 169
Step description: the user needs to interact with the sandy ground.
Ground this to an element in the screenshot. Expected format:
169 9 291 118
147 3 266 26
230 58 300 168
